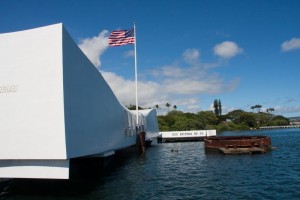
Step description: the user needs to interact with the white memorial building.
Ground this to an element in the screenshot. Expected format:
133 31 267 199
0 24 159 179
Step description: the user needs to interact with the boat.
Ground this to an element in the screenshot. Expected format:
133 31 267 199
0 23 159 179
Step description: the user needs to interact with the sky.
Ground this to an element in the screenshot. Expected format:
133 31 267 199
1 0 300 117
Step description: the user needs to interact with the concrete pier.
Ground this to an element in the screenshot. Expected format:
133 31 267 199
260 125 300 129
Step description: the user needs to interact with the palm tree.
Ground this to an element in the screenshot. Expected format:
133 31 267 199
173 105 177 110
270 108 275 114
213 99 219 116
165 103 171 112
154 104 160 115
267 108 275 114
218 99 222 116
254 104 262 113
256 105 262 112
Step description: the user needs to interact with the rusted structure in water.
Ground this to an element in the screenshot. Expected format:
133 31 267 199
204 136 272 155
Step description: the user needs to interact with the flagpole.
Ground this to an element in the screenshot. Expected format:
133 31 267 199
134 22 139 127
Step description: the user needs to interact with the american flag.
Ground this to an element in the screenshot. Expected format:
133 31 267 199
109 28 135 47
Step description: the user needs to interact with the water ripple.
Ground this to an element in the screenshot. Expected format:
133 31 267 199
1 129 300 199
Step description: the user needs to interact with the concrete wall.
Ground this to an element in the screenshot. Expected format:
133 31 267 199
0 23 159 179
0 24 66 160
139 109 159 140
62 27 137 158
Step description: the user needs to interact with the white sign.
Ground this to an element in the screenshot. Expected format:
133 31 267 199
160 130 216 138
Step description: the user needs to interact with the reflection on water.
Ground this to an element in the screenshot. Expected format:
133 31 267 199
1 129 300 199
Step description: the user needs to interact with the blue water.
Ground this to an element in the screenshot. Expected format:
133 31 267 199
1 129 300 199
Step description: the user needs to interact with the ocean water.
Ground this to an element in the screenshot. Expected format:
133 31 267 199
1 129 300 200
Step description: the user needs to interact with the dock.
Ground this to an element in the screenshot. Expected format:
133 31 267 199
205 135 272 155
157 130 216 143
260 125 300 129
218 147 267 155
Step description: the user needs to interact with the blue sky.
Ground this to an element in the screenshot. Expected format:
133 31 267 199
1 0 300 117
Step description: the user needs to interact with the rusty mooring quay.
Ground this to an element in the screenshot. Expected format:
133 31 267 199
204 135 272 155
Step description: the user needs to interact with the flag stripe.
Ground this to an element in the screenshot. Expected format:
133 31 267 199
109 28 135 46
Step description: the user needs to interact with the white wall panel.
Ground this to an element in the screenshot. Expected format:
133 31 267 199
0 24 66 159
62 27 137 158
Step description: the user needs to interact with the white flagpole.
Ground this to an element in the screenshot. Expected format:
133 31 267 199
134 22 139 127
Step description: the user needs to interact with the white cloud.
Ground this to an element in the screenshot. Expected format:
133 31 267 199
78 30 109 68
151 65 184 78
281 38 300 52
274 105 300 116
101 62 239 113
124 50 135 58
76 31 240 113
101 71 162 108
214 41 243 59
152 65 239 96
164 77 221 95
183 48 200 64
108 45 240 111
76 31 300 116
174 98 201 112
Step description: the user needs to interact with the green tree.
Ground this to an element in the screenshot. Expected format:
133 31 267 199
157 117 169 131
239 112 257 128
218 99 222 116
165 103 171 112
127 105 143 110
154 104 160 115
160 114 175 128
197 111 219 125
158 110 202 131
255 104 262 113
266 108 275 114
157 107 289 132
226 109 245 124
270 108 275 114
257 112 272 126
213 99 219 116
270 115 290 126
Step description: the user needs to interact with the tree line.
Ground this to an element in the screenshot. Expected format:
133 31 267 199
126 100 290 132
157 100 290 132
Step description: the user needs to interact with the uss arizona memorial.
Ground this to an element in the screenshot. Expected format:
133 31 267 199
0 24 159 179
